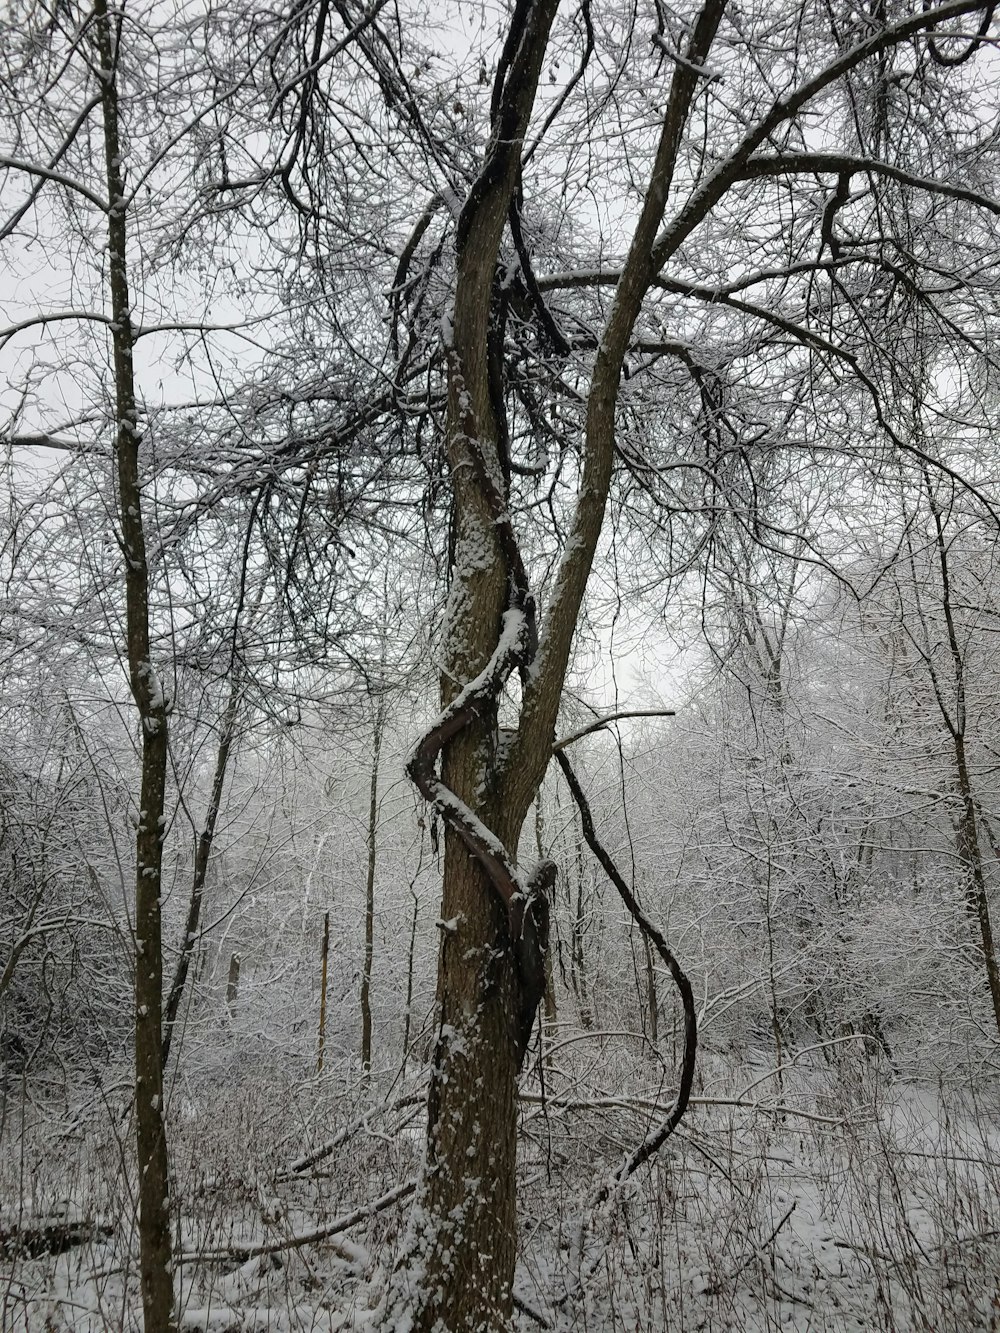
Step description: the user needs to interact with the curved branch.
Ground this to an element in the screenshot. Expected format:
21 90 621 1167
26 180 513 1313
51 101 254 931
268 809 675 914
553 750 696 1179
923 0 995 65
742 150 1000 216
508 191 570 355
523 0 594 168
552 709 675 752
407 606 536 912
0 154 108 212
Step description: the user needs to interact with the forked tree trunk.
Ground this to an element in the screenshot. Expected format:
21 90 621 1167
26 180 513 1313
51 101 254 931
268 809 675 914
400 5 727 1325
398 5 561 1325
162 677 240 1069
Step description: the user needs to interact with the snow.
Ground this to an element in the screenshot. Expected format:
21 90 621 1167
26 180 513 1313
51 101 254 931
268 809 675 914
5 1053 1000 1331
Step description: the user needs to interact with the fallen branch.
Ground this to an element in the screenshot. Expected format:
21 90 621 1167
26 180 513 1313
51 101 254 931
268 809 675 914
280 1094 424 1178
513 1291 551 1328
184 1179 415 1263
519 1091 850 1128
0 1219 114 1258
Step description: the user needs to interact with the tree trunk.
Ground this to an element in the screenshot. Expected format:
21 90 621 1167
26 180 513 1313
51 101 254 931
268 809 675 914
93 4 174 1326
361 711 383 1072
318 911 330 1074
401 890 418 1075
536 791 558 1037
644 934 659 1046
162 678 240 1069
406 839 522 1330
543 935 558 1036
953 758 1000 1037
400 6 727 1324
571 842 594 1030
226 953 241 1012
922 471 1000 1038
398 4 561 1323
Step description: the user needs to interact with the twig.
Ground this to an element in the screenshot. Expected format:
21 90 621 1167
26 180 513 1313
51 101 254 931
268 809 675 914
730 1202 796 1281
280 1094 423 1177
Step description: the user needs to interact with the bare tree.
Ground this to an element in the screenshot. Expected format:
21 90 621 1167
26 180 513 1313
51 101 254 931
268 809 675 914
88 3 175 1322
389 1 1000 1325
891 466 1000 1037
6 0 1000 1326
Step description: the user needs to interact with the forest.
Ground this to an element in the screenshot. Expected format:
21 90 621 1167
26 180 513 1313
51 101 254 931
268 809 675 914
2 0 1000 1329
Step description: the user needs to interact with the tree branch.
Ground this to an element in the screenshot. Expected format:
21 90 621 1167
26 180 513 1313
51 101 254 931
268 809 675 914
552 709 675 753
553 750 696 1180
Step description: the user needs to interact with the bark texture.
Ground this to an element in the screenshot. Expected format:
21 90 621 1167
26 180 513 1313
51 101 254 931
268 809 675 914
402 3 561 1326
403 6 726 1327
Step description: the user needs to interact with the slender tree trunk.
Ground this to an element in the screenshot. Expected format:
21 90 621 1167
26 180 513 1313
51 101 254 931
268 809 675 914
543 929 558 1035
571 843 593 1030
360 711 383 1072
162 678 240 1069
764 878 785 1088
536 791 558 1036
93 4 174 1326
953 753 1000 1036
401 891 418 1075
644 934 659 1046
318 911 330 1074
922 473 1000 1038
226 953 241 1012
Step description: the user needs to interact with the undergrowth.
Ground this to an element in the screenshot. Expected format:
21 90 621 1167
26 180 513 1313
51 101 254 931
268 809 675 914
2 1041 999 1331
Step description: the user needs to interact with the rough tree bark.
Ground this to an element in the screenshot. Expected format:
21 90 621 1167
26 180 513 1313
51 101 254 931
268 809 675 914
399 4 726 1327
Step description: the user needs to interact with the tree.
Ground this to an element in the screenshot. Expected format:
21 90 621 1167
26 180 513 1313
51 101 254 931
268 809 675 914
387 2 1000 1326
6 0 1000 1326
867 464 1000 1038
52 5 179 1323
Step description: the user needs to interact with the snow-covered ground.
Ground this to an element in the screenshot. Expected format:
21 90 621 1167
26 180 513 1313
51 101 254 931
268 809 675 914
3 1050 999 1331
